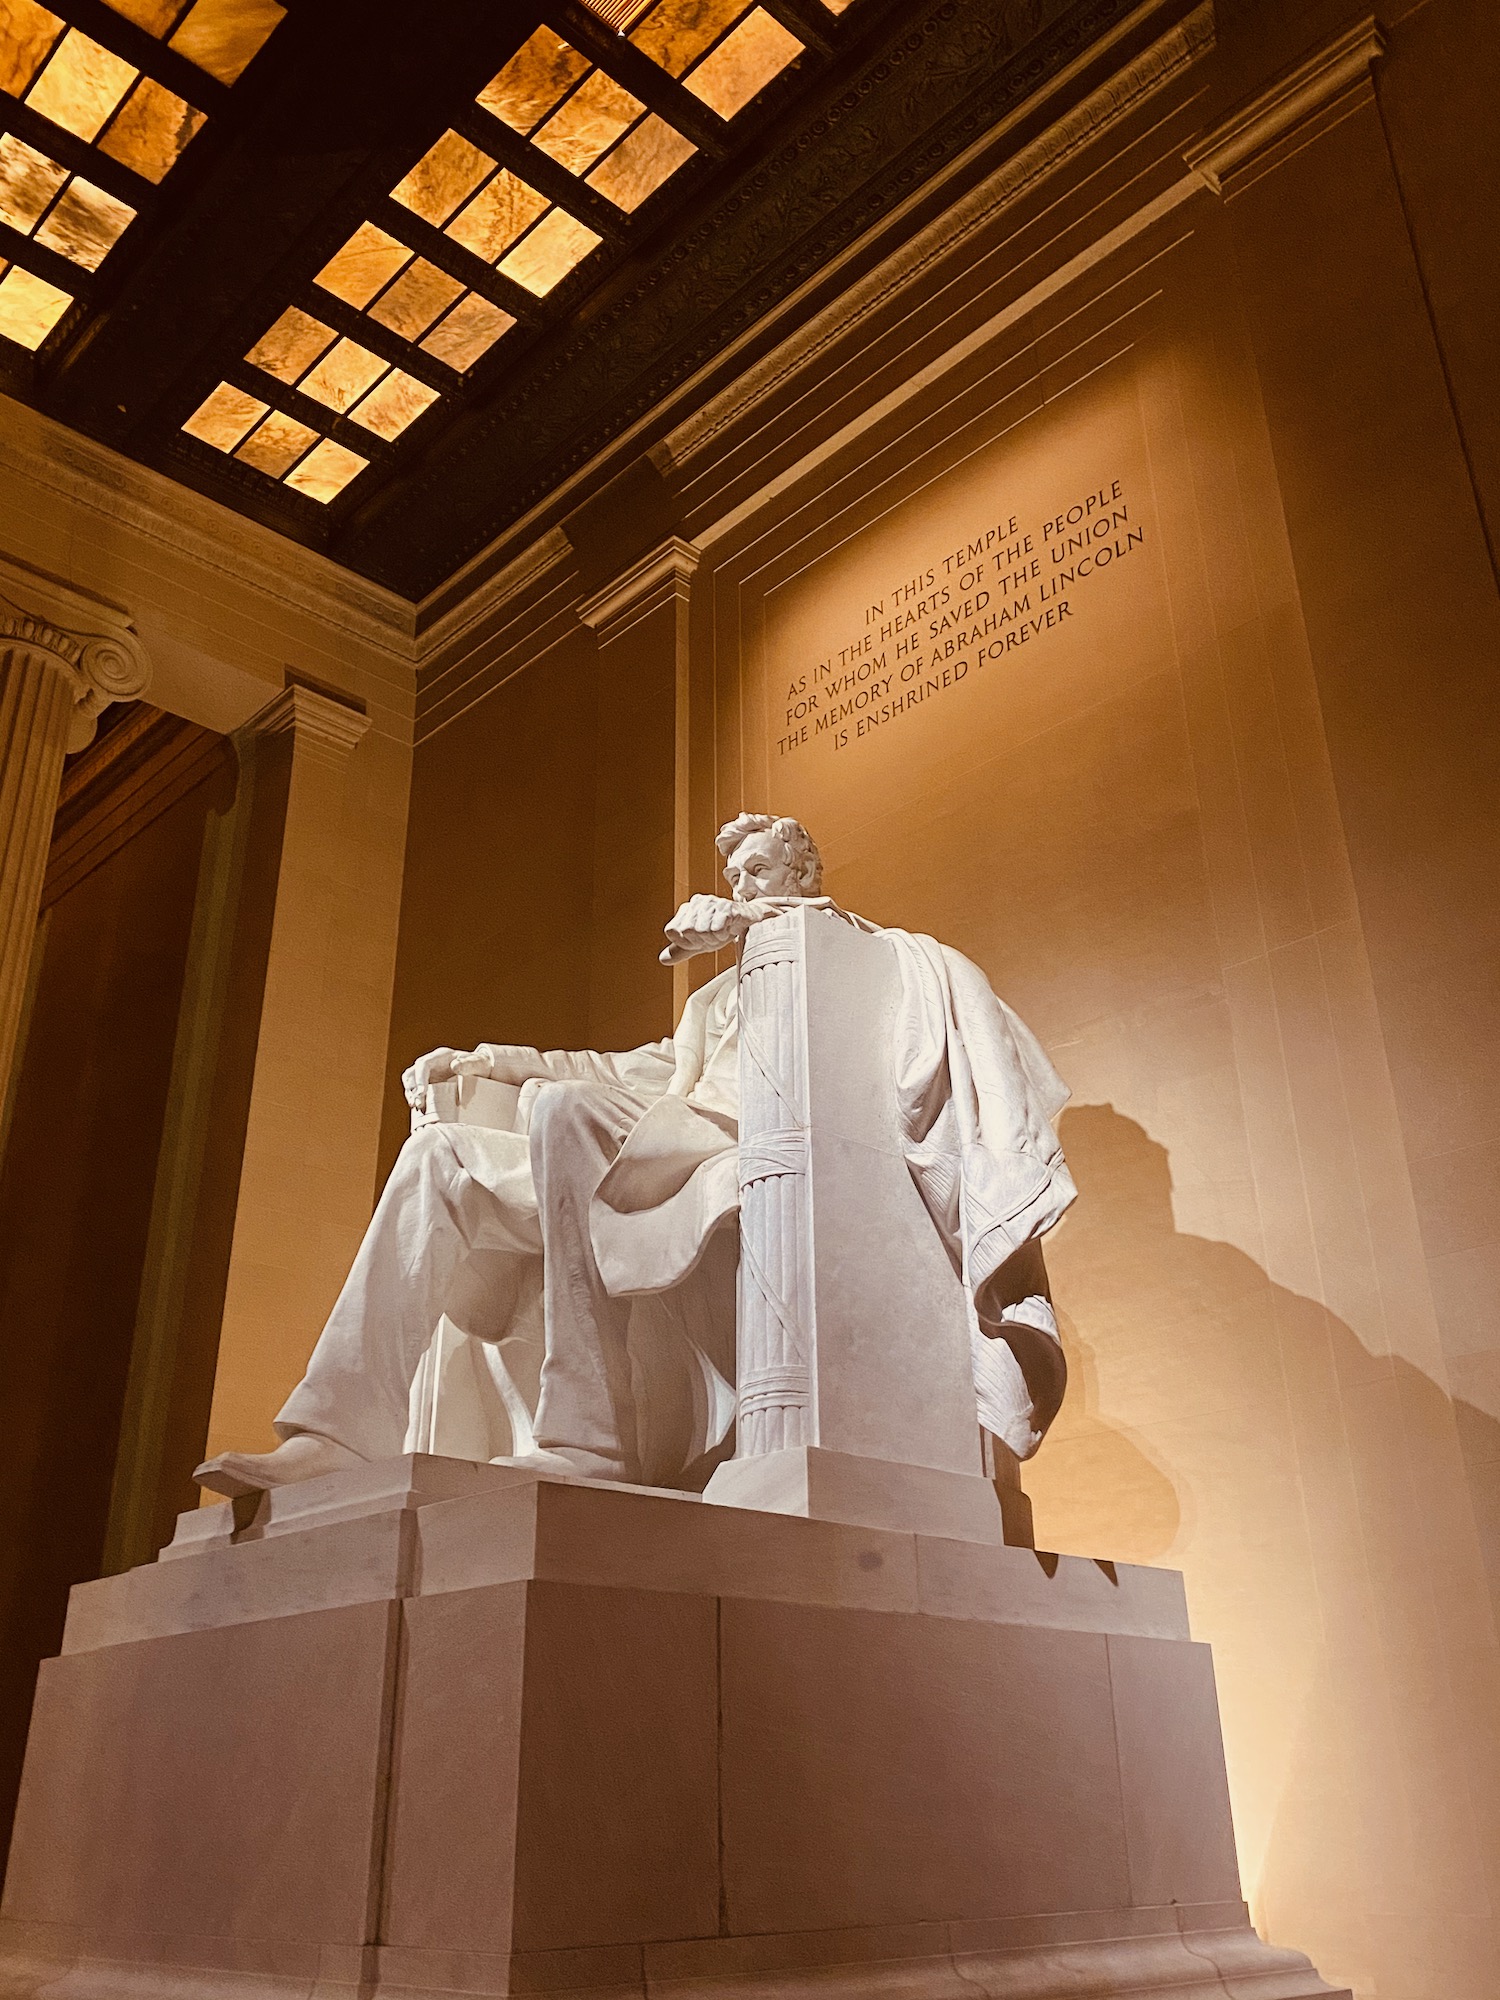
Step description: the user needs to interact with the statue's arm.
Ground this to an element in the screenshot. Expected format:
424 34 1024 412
471 1038 676 1096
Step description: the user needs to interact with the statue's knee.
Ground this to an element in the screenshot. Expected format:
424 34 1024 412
529 1079 605 1155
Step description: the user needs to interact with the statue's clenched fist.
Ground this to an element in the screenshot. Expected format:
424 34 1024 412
660 892 752 965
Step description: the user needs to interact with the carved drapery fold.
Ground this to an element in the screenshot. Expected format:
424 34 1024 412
0 558 152 1105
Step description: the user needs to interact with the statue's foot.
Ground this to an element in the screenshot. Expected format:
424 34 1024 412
194 1432 365 1498
489 1446 625 1481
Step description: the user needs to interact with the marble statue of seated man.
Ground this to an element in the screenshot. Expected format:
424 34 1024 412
195 812 1077 1496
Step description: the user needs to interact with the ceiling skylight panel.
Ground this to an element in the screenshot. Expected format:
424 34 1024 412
182 380 265 448
349 369 438 441
475 30 696 212
316 221 412 309
234 406 315 474
97 76 204 181
0 0 66 96
284 437 366 502
247 304 335 383
0 131 135 269
2 6 211 198
682 8 803 117
419 291 512 370
298 334 385 413
478 28 588 134
391 129 492 228
312 218 515 376
531 69 643 175
99 0 285 84
498 207 599 295
628 0 745 78
368 258 461 339
34 172 133 267
25 28 137 140
585 114 694 211
0 258 70 345
168 0 284 86
181 378 370 504
446 167 547 262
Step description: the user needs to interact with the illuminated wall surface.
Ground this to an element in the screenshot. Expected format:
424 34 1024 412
705 216 1500 1997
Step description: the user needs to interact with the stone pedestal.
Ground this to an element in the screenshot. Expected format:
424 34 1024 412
0 1459 1345 2000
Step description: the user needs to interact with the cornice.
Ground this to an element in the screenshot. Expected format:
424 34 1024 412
666 0 1214 474
576 538 702 638
1185 15 1385 198
0 396 416 665
247 684 372 765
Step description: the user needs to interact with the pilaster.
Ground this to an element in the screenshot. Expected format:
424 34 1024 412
199 683 376 1471
577 536 701 1036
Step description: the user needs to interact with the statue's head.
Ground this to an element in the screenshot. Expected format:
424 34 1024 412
716 812 823 901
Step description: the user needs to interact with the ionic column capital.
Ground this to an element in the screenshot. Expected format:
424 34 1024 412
0 552 152 751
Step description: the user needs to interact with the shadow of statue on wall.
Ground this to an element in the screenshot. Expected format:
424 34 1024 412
1027 1101 1500 1998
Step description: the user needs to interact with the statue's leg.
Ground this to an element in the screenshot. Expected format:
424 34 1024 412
528 1080 652 1481
197 1126 529 1492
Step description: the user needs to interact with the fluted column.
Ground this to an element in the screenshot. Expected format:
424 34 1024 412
0 558 151 1102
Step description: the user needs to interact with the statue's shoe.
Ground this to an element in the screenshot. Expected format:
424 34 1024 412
194 1432 365 1497
489 1446 625 1480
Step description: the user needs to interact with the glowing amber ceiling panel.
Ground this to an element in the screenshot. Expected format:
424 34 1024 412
0 132 66 231
586 113 694 212
34 173 134 267
0 131 136 271
284 436 366 502
0 260 69 343
234 406 315 474
532 68 643 175
102 0 179 29
168 0 284 85
97 75 204 181
349 368 438 441
478 28 588 134
419 291 512 370
447 168 547 262
247 304 335 383
0 0 65 96
391 129 492 228
498 206 599 295
368 257 461 339
684 8 802 117
26 28 136 139
182 379 265 448
316 221 411 309
629 0 745 79
299 335 386 413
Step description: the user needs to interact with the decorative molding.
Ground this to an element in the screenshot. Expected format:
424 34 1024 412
576 536 702 639
1185 16 1386 199
666 0 1215 473
0 550 152 750
0 395 416 664
416 526 573 663
248 684 372 765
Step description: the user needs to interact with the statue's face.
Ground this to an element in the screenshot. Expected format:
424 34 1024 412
724 829 804 901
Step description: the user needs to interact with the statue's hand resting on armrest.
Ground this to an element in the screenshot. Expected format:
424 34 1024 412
401 1043 550 1108
660 893 754 965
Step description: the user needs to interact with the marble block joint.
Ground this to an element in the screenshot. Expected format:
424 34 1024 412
0 1460 1347 2000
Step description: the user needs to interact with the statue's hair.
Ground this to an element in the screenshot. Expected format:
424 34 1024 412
715 812 823 895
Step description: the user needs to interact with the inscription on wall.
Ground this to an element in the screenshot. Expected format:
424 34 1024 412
775 476 1146 759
